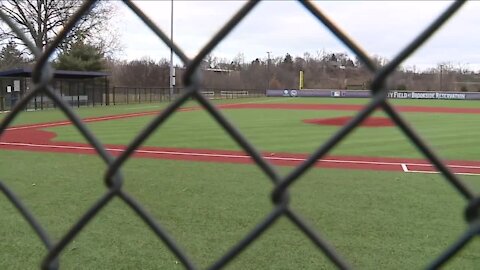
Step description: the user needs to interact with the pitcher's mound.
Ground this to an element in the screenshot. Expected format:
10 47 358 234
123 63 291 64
303 116 394 127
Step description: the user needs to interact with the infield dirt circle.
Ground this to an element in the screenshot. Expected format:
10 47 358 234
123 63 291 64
303 116 394 127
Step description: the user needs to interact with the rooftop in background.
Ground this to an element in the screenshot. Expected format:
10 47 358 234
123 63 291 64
205 68 236 73
0 67 109 79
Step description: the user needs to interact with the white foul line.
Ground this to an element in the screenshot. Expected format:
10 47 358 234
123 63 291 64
404 170 480 177
6 111 160 131
0 141 429 167
5 108 197 131
1 141 480 176
6 108 182 131
0 141 411 166
6 121 72 130
401 163 480 176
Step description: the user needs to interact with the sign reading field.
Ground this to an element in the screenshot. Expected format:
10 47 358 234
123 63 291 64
267 89 480 100
388 91 466 100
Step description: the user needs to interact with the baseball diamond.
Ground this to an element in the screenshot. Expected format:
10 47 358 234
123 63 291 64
1 0 480 269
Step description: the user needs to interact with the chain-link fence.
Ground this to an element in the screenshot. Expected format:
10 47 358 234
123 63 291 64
110 87 265 105
0 0 479 269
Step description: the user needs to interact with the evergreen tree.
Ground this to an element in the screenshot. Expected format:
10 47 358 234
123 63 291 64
55 40 105 71
282 53 294 72
0 41 26 69
283 53 293 65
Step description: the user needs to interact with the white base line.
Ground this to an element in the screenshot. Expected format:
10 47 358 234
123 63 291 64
5 108 198 131
0 142 425 167
405 170 480 177
401 163 480 176
0 142 406 166
5 112 160 131
2 141 480 176
403 163 480 170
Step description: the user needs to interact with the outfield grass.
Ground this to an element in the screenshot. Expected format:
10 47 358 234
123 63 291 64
42 99 480 161
280 96 480 107
4 96 480 126
1 150 479 269
0 98 266 126
1 97 480 269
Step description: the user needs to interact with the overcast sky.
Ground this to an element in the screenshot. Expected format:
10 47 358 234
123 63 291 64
114 1 480 71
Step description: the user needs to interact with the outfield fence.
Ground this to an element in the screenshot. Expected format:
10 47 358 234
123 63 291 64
268 89 480 100
111 86 178 104
111 87 265 105
0 1 479 269
1 86 265 111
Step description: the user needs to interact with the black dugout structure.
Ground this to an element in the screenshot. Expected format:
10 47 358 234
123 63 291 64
0 67 109 111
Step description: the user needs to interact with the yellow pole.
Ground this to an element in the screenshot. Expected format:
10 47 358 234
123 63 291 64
299 70 304 90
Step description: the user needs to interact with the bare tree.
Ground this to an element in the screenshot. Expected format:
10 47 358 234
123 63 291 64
110 58 170 88
0 0 120 56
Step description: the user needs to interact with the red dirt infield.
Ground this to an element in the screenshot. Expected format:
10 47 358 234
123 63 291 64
2 102 480 175
303 116 394 127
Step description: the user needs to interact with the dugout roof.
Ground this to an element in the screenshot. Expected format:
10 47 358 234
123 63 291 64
0 67 108 79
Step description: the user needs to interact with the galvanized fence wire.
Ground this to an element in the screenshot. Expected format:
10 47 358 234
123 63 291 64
0 0 478 269
109 87 265 105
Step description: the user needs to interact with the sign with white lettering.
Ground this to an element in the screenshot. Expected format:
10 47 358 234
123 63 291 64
387 91 466 100
266 89 479 100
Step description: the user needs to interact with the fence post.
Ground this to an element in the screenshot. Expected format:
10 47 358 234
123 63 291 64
104 76 108 106
92 81 95 107
60 80 63 107
77 82 80 108
105 85 109 106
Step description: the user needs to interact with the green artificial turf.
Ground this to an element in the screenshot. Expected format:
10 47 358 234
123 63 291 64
3 96 480 127
0 98 274 126
256 96 480 108
0 150 479 269
43 99 480 161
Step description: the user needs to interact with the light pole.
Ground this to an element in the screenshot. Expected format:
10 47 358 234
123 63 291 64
169 0 174 101
266 51 271 89
439 64 444 91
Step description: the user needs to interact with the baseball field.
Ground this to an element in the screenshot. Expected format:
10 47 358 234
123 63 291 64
1 97 479 269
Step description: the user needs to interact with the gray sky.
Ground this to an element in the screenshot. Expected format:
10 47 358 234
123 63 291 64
115 1 480 71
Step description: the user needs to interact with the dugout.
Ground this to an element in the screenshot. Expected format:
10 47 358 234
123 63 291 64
0 67 109 111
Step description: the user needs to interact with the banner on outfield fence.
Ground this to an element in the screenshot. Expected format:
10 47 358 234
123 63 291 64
387 91 467 99
267 89 480 100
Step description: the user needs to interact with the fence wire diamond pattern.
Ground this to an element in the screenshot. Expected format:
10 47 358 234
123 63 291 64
0 0 479 269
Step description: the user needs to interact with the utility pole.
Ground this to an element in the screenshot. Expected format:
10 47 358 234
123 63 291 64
169 0 174 101
439 64 444 91
266 51 271 89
